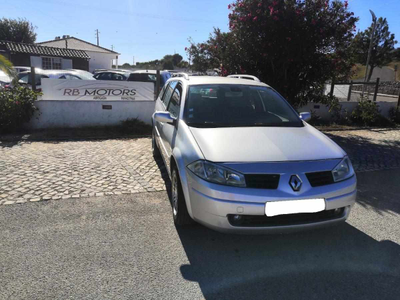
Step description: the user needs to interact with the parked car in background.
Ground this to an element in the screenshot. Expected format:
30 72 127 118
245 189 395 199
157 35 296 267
0 70 12 88
93 70 129 81
152 75 357 233
93 68 131 74
16 69 95 90
128 70 171 88
12 66 31 73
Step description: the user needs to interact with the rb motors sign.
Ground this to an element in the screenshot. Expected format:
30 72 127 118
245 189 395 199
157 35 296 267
41 79 154 101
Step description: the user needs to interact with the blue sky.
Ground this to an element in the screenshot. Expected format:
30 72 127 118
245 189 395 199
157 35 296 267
2 0 399 64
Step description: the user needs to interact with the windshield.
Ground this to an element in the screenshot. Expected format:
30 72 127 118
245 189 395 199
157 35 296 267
184 85 302 128
18 73 47 85
73 71 95 80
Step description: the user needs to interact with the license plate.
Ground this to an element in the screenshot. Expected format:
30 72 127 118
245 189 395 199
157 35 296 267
265 199 325 217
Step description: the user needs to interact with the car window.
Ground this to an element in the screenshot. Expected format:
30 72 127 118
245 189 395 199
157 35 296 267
183 84 302 128
162 81 177 108
112 73 126 81
167 83 182 118
98 73 112 80
159 84 167 100
127 73 156 82
59 74 80 80
18 73 48 85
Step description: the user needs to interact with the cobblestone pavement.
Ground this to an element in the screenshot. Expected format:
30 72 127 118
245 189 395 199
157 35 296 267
1 128 400 205
0 138 168 205
326 128 400 172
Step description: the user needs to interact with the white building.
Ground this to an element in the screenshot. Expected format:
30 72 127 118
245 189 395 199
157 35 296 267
37 36 119 72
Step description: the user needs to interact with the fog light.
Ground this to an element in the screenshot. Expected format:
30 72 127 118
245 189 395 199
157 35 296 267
232 215 242 221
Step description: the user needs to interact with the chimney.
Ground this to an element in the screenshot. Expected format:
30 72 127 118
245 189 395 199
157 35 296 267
55 36 60 40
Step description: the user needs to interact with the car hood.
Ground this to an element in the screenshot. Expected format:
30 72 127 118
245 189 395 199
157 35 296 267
189 124 345 162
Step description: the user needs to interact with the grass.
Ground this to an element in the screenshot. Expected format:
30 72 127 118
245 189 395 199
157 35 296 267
351 61 400 81
351 64 366 80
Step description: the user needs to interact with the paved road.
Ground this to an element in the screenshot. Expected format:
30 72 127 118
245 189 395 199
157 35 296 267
1 168 399 300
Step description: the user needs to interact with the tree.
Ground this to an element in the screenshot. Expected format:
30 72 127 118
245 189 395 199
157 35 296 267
186 0 358 106
0 54 17 82
172 54 183 66
178 60 189 68
352 17 397 81
392 48 400 61
162 60 174 70
121 63 132 68
0 18 37 44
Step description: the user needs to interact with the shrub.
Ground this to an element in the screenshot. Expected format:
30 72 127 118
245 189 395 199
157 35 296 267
0 86 40 133
351 100 393 127
388 107 400 124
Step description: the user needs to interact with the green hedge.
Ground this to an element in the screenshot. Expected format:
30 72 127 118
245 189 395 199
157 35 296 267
0 86 40 133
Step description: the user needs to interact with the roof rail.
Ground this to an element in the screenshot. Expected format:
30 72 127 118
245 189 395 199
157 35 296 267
172 72 189 80
227 74 261 82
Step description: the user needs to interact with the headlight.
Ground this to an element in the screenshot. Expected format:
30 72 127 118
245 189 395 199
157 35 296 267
187 160 246 187
332 156 354 182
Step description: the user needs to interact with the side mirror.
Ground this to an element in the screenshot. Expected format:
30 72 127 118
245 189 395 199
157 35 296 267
153 111 176 124
299 112 311 122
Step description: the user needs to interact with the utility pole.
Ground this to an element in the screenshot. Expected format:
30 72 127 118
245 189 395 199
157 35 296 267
133 56 135 66
95 29 100 46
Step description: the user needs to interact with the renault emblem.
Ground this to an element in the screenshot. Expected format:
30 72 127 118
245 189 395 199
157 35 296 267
289 175 302 191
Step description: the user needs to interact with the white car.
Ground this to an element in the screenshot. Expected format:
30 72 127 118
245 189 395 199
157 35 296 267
16 69 95 89
227 74 261 81
152 75 356 233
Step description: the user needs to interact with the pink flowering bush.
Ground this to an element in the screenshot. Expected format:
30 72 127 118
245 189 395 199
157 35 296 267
186 0 358 106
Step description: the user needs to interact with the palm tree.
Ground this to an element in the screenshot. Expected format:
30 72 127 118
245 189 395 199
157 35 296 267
0 54 18 83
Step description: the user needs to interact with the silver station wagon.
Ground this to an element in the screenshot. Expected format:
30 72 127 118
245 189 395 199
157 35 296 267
152 75 356 234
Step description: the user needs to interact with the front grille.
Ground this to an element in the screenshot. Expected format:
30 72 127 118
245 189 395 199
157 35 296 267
227 208 345 227
306 171 334 187
245 174 280 189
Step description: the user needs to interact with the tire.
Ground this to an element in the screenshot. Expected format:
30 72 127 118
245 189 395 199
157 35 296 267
152 131 161 158
171 166 193 226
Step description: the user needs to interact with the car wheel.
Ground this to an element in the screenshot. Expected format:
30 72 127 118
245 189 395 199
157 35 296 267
171 166 193 226
152 131 161 158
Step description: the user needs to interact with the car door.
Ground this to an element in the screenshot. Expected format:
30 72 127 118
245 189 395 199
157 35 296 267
160 82 183 168
154 81 177 164
111 73 126 81
95 72 112 80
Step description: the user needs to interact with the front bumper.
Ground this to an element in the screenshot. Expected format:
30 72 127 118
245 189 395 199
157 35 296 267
186 169 357 234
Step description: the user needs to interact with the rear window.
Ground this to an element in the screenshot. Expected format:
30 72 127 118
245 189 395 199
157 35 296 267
128 73 156 82
18 73 49 85
128 72 171 86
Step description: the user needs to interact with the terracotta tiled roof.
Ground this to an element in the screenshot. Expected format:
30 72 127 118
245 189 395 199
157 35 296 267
0 40 90 59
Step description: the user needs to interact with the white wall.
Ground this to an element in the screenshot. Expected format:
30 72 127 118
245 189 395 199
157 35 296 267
299 101 397 121
30 56 42 67
86 51 116 72
29 100 155 129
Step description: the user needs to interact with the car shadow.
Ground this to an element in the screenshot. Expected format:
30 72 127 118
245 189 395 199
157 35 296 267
356 169 400 215
177 224 400 300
